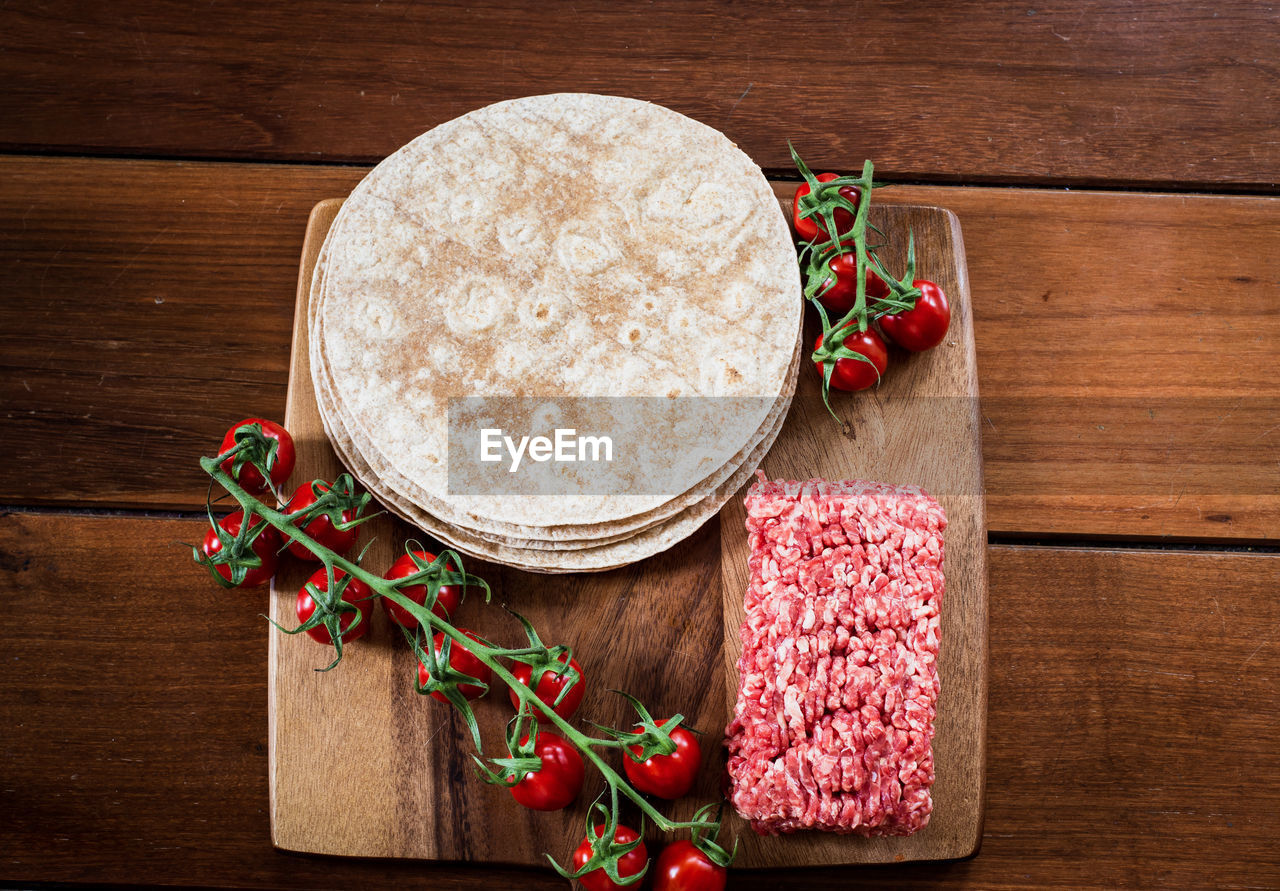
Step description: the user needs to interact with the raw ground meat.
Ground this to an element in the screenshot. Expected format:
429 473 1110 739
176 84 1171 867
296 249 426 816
724 473 946 836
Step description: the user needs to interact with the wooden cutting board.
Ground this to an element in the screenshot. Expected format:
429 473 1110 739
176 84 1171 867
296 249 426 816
722 193 987 867
269 188 986 870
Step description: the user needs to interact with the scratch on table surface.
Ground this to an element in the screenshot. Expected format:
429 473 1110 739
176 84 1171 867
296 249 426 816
421 720 451 748
1167 394 1247 495
130 17 150 61
1249 423 1280 443
108 227 172 288
301 36 323 61
31 348 55 372
727 81 754 120
1240 630 1274 670
1050 5 1088 42
1210 595 1226 637
38 248 63 298
1125 667 1195 680
663 645 704 666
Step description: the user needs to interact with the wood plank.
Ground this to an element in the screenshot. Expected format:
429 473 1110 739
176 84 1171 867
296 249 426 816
720 203 987 864
0 156 362 508
3 513 1277 887
2 157 1277 541
1 1 1277 189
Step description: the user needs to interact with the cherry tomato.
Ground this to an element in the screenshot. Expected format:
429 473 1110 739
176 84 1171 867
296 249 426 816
813 327 889 392
507 731 584 812
507 652 585 720
572 824 648 891
295 567 373 645
200 510 280 588
878 279 951 352
623 720 702 800
283 481 359 561
382 550 461 629
814 252 890 317
218 418 295 495
653 840 727 891
419 630 491 702
792 172 859 243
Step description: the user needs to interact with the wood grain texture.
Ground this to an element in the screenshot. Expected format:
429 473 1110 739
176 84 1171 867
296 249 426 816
2 157 1277 541
2 7 1275 889
0 156 363 508
1 2 1276 189
3 513 1276 888
819 184 1280 543
271 200 727 865
721 204 987 864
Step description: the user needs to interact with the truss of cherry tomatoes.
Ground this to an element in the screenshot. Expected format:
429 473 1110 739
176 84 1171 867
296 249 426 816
192 418 735 887
790 147 952 420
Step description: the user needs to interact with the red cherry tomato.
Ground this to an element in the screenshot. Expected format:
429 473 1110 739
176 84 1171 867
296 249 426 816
814 252 891 317
507 652 585 720
295 567 373 645
507 731 584 812
623 720 702 800
653 839 727 891
419 630 491 702
878 279 951 352
283 481 359 561
200 510 280 588
572 824 648 891
792 172 859 243
218 418 295 495
382 550 461 629
813 327 889 392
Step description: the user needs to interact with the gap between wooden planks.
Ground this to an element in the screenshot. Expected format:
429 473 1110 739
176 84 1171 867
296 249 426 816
1 512 1276 889
2 157 1275 541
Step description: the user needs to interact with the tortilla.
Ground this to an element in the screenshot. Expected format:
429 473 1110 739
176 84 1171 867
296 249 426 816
311 94 801 538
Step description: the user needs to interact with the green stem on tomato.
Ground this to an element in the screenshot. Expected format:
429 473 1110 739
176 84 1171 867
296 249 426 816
801 160 880 422
793 155 922 424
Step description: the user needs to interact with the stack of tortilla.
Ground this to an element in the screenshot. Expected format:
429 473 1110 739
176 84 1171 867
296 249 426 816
309 94 801 572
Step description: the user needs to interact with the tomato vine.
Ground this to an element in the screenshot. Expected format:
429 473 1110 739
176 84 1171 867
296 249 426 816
193 427 728 884
791 146 933 421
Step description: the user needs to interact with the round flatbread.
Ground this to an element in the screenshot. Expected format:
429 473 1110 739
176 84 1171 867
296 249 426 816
312 94 801 537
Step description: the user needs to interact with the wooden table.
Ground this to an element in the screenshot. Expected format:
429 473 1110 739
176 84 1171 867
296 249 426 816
1 2 1276 888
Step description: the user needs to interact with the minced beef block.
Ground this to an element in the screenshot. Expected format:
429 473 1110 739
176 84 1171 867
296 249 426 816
725 474 946 836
